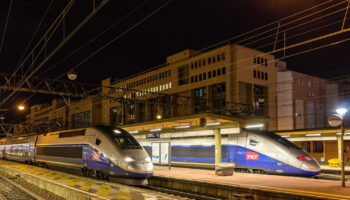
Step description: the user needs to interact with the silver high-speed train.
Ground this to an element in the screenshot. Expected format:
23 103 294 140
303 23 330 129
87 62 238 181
141 129 321 176
0 125 153 185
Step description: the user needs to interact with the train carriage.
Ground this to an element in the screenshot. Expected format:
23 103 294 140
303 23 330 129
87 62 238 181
0 125 153 185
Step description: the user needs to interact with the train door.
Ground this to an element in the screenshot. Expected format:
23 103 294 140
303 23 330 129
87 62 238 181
151 142 171 165
227 137 238 164
245 134 262 169
229 133 248 167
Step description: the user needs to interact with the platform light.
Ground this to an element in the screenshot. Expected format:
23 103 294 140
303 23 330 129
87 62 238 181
336 107 348 117
305 133 321 137
245 124 264 129
150 128 162 132
174 125 191 129
17 105 25 111
206 122 221 126
156 114 162 120
281 135 290 138
129 130 139 134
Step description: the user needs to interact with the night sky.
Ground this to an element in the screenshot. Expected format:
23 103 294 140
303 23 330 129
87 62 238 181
0 0 349 121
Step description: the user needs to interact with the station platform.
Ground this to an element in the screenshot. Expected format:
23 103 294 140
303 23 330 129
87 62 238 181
0 160 182 200
152 165 350 200
321 165 350 174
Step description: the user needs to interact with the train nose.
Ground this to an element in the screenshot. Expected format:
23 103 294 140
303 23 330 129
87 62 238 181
127 160 153 173
301 160 321 172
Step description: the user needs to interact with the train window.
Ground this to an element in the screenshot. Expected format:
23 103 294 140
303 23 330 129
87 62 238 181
249 139 259 146
257 131 301 150
59 129 85 138
95 138 101 145
104 127 141 149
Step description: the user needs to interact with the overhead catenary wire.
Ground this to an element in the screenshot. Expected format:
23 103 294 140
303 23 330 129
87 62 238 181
3 0 350 120
1 0 166 116
0 0 109 108
55 0 173 81
0 0 13 52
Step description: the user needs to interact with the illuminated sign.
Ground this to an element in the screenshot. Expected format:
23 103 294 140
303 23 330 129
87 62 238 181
246 151 259 160
92 150 101 162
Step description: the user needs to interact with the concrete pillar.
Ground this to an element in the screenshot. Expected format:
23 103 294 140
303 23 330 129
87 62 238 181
214 128 222 164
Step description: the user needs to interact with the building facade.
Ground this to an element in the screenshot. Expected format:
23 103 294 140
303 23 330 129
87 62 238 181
277 70 340 130
26 97 102 130
102 44 278 130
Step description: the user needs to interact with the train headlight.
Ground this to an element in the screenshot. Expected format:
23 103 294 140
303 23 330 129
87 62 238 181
125 157 135 162
145 157 151 162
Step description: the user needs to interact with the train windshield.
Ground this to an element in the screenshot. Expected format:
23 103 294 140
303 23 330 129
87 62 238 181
261 131 301 149
107 127 141 149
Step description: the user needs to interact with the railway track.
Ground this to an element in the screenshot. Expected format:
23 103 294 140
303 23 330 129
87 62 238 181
0 175 39 200
0 173 64 200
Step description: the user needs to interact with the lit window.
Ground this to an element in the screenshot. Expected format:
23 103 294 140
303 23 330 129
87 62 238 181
169 82 172 88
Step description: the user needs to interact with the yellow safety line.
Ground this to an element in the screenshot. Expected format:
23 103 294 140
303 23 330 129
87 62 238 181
46 173 63 180
66 178 81 187
54 175 70 183
80 181 94 191
96 184 111 197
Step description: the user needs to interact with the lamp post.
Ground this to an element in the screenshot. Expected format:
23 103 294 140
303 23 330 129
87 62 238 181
67 69 78 80
336 108 347 187
328 108 348 187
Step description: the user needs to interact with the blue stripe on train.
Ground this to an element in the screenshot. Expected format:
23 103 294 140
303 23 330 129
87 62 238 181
144 144 318 176
39 144 152 179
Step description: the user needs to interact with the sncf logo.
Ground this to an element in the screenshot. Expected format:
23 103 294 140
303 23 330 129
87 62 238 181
246 151 259 160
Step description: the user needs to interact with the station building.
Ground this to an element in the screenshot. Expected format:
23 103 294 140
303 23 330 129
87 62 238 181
101 44 278 130
277 70 341 130
26 97 101 130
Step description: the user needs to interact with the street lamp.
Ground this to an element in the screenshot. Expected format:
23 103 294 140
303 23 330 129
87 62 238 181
329 107 348 187
67 69 78 80
17 105 25 111
336 107 347 187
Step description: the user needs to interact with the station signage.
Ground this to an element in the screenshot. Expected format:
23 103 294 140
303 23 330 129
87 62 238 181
146 133 160 139
246 151 259 160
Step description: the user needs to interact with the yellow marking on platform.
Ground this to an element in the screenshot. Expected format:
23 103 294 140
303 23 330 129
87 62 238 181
38 172 52 177
47 173 63 180
96 184 111 197
55 175 70 183
66 178 81 187
80 181 94 191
